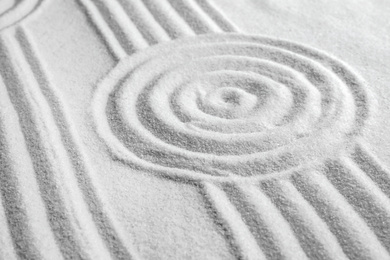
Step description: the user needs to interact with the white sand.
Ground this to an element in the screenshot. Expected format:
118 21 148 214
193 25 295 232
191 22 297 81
1 0 390 259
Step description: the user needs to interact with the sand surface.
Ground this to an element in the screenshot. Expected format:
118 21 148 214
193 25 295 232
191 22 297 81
1 0 390 259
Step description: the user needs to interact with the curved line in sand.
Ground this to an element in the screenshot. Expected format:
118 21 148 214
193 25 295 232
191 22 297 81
93 33 371 183
0 0 43 31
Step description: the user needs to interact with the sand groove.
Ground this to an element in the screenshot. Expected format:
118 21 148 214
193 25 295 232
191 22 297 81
201 182 267 260
0 77 51 260
76 0 127 60
351 142 390 199
1 0 390 259
193 0 239 32
167 0 224 34
78 0 237 60
0 1 242 258
92 0 149 53
14 27 141 260
0 26 142 259
226 183 308 259
0 33 107 259
94 34 368 181
261 179 348 260
116 0 171 44
292 170 389 259
141 0 196 38
0 184 16 260
324 157 390 252
91 31 390 258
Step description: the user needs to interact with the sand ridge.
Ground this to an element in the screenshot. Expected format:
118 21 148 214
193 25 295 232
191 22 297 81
1 0 390 259
93 34 370 182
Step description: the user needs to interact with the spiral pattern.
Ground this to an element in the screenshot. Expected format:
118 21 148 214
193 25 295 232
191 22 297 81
93 34 370 182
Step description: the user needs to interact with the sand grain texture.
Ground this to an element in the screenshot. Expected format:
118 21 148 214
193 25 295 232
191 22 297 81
1 0 390 259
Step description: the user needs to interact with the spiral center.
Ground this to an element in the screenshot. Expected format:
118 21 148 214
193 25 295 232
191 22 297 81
220 88 242 106
202 87 258 119
97 34 368 181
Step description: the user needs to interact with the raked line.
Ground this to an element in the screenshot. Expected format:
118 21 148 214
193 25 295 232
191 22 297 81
69 1 390 259
167 0 227 34
0 29 123 260
77 0 239 59
323 156 390 252
200 182 267 260
0 75 50 260
232 183 309 259
116 0 171 44
8 1 390 259
193 0 239 32
261 178 348 260
1 0 240 258
291 169 390 259
76 0 127 60
352 140 390 199
15 26 141 260
199 153 390 259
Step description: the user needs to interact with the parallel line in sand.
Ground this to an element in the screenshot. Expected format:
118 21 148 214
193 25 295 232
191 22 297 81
79 0 149 55
167 0 223 34
94 0 149 52
8 2 238 258
0 38 64 260
141 0 196 38
233 183 309 260
0 32 112 260
77 0 238 59
76 0 127 60
193 0 239 32
116 0 171 44
0 183 17 260
200 182 267 260
292 170 389 260
0 77 41 260
324 157 390 252
352 141 390 199
262 178 348 260
16 28 141 260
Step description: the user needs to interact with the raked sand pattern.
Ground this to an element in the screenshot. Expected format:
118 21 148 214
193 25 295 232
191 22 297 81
1 0 390 259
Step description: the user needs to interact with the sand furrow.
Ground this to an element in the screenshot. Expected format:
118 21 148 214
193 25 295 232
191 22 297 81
16 27 140 260
0 191 16 260
76 0 127 60
292 170 389 260
200 182 267 260
2 1 388 259
116 0 171 44
0 32 113 260
0 76 56 260
76 0 237 58
167 0 223 34
261 177 349 260
94 34 369 182
141 0 196 38
92 31 381 258
323 157 390 253
227 183 308 259
88 0 149 54
193 0 240 32
351 141 390 199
